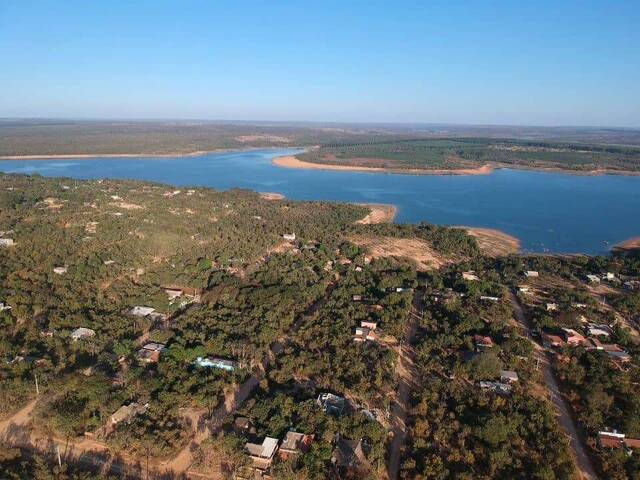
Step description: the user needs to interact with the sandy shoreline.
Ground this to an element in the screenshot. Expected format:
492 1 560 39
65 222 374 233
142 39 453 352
272 155 493 176
612 236 640 253
462 227 521 257
272 154 640 177
355 203 397 224
259 192 285 201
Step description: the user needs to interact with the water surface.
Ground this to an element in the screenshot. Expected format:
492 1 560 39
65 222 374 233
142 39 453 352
1 148 639 255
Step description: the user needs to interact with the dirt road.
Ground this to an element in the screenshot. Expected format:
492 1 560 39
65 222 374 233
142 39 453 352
509 291 598 480
387 291 422 480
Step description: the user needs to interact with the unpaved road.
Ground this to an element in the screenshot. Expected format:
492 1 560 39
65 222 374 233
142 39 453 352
509 291 598 480
387 291 422 480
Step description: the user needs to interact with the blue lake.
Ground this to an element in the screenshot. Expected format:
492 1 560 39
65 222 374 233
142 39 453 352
1 148 639 255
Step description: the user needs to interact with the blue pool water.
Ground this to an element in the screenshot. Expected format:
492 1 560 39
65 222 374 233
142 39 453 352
1 148 639 255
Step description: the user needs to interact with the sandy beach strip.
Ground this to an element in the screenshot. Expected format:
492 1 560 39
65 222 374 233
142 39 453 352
259 192 285 201
272 155 493 176
355 203 398 224
462 227 521 257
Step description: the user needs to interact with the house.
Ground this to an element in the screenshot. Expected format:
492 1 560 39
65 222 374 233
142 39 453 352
500 370 519 383
462 271 480 281
572 303 588 309
361 320 378 330
604 272 616 281
561 328 586 346
480 381 512 395
317 393 346 415
194 357 238 371
53 266 68 275
518 286 530 294
542 331 565 348
282 233 296 241
480 296 499 302
130 306 156 317
70 327 95 341
606 350 632 366
524 271 539 278
546 303 558 312
0 302 12 312
279 431 314 460
587 324 612 338
164 288 183 301
598 431 625 449
0 238 15 247
353 327 377 343
473 335 494 351
331 435 368 473
245 437 279 470
586 274 601 284
110 402 148 426
104 260 116 266
352 294 363 302
137 343 166 363
624 280 640 291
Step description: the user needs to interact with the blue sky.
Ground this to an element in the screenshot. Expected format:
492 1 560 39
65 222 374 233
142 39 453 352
0 0 638 126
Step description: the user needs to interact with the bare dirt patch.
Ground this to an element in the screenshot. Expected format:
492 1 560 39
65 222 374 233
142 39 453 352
349 236 449 270
259 192 285 200
356 203 397 224
464 227 521 257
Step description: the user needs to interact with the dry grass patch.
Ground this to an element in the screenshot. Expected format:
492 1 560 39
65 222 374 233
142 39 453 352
349 236 450 270
464 227 520 257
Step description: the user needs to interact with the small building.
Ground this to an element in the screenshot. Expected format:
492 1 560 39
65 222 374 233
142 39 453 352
587 324 612 338
0 301 12 312
283 233 296 241
500 370 519 383
138 343 166 363
473 335 494 351
317 393 346 415
279 431 314 460
480 296 499 302
604 272 616 281
70 327 95 341
479 381 512 395
598 431 625 449
245 437 279 470
353 327 377 343
546 303 558 312
462 271 480 281
524 271 539 278
352 294 363 302
518 286 530 294
111 402 148 426
606 350 632 365
0 238 15 247
586 274 601 284
361 320 378 330
164 288 183 301
194 357 238 371
53 266 68 275
130 306 156 317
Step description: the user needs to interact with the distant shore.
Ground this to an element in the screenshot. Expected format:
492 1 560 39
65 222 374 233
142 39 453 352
272 154 640 177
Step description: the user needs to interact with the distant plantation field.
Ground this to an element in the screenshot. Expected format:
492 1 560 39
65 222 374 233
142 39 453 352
298 138 640 172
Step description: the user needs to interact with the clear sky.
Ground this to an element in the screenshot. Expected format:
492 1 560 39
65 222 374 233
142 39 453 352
1 0 638 126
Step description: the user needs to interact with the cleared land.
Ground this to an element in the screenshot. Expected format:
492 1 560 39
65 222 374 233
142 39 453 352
355 203 397 224
464 227 521 257
349 235 450 270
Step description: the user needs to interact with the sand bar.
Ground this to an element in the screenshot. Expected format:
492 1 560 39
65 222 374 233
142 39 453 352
612 236 640 253
462 227 521 257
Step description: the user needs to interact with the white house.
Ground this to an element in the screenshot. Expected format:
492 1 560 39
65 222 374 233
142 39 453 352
0 238 15 247
71 327 95 341
130 306 156 317
53 266 68 275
